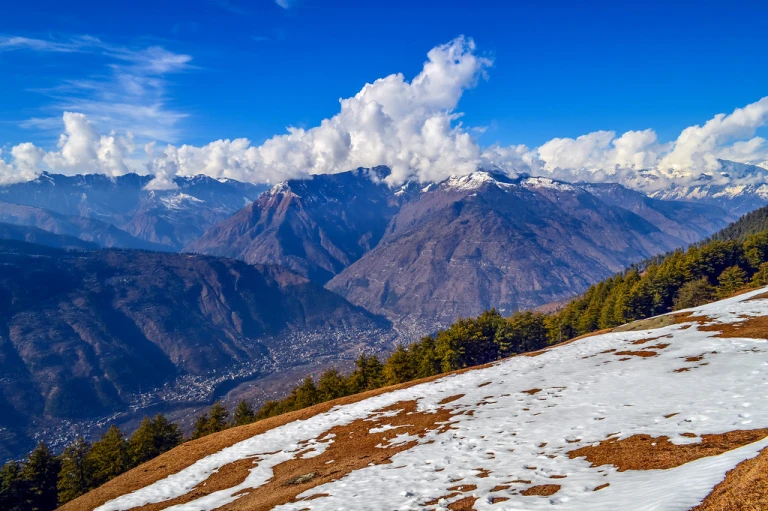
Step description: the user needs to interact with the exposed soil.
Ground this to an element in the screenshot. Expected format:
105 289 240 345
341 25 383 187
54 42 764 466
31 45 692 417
614 350 658 358
520 484 561 496
61 368 484 511
568 429 768 471
152 400 455 511
691 446 768 511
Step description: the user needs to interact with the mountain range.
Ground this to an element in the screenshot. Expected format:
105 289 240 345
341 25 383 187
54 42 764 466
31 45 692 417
190 169 734 331
0 172 267 250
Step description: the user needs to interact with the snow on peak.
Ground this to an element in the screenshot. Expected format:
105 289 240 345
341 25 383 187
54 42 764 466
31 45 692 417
522 176 578 192
441 171 513 192
93 287 768 511
159 193 205 210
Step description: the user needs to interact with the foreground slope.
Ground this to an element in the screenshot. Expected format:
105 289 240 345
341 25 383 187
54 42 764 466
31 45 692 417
68 288 768 510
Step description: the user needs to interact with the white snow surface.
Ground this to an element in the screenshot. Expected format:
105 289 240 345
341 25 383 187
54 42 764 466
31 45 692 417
97 288 768 511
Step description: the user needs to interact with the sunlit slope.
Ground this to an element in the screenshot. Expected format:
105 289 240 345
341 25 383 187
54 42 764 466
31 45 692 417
66 287 768 511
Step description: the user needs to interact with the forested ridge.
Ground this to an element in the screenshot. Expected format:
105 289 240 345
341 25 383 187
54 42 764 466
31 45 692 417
4 206 768 510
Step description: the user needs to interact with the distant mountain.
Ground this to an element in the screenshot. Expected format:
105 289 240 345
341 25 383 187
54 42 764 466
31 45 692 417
190 169 733 332
186 167 400 283
0 173 268 250
0 222 98 250
0 241 389 461
327 173 733 331
646 160 768 216
0 201 170 251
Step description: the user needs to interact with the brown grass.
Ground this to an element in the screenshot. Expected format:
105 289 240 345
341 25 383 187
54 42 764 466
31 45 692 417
62 364 495 511
614 350 658 358
691 446 768 511
520 484 561 496
438 394 465 405
522 388 542 395
594 483 610 491
447 496 478 510
746 291 768 302
135 400 457 511
568 429 768 471
675 311 768 341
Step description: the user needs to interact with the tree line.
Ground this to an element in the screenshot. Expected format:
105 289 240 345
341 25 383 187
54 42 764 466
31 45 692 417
4 226 768 509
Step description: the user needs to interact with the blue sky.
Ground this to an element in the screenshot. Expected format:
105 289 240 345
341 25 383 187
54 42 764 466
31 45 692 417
2 0 767 150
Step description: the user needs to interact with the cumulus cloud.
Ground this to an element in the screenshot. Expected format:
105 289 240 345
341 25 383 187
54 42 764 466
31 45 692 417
2 35 768 195
144 36 492 187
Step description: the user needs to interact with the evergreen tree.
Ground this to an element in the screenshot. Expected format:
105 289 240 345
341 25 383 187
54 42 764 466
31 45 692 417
88 426 130 486
347 355 384 393
673 278 716 310
383 345 412 385
57 437 93 505
192 401 230 439
293 376 320 409
717 265 747 298
20 442 60 511
0 461 27 511
129 414 182 465
192 411 211 439
317 368 348 401
751 261 768 287
232 401 256 426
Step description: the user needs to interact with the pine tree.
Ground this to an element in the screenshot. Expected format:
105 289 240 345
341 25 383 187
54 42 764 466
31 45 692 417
87 426 130 486
717 265 747 298
232 401 256 426
57 437 93 505
192 401 230 439
151 414 183 454
673 278 716 310
20 442 60 511
317 368 348 401
383 345 412 385
192 412 211 439
207 401 230 433
0 461 27 511
129 414 182 465
752 262 768 287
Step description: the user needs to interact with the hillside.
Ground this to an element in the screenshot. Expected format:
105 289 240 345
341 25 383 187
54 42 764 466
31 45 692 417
0 241 390 462
65 287 768 510
710 203 768 241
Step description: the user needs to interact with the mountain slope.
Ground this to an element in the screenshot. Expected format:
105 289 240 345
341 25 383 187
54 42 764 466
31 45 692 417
185 167 399 283
0 200 170 251
65 287 768 511
0 222 98 250
327 173 732 331
0 173 267 249
0 241 389 461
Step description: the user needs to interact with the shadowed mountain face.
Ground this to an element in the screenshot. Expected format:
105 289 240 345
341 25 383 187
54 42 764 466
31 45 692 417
0 222 99 250
190 170 734 332
0 173 267 250
185 167 401 283
0 241 389 461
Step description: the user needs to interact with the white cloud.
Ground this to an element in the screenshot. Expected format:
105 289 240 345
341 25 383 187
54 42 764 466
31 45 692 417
2 35 768 197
